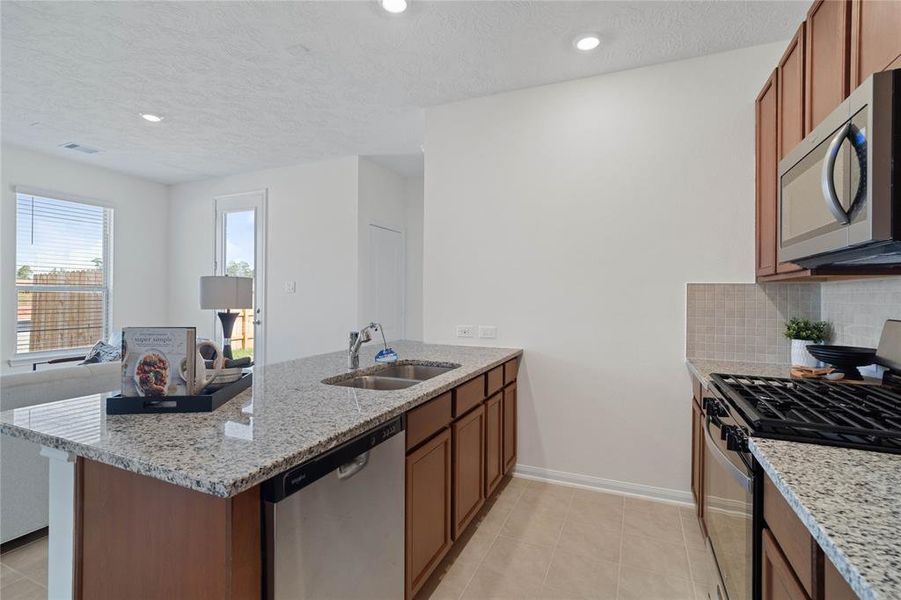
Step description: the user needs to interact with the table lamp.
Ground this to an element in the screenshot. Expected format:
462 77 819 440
199 275 253 359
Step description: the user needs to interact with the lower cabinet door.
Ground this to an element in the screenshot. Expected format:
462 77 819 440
452 404 485 538
502 382 517 474
406 428 452 598
484 392 503 496
762 528 811 600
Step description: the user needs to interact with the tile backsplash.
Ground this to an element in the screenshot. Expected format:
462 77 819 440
821 278 901 348
687 278 901 362
686 283 820 362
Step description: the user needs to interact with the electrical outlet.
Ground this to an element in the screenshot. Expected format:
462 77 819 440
478 325 497 339
456 325 475 338
284 281 296 293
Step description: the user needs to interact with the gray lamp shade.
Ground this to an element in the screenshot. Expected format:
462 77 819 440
199 276 253 310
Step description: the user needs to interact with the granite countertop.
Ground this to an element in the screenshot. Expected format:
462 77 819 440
0 341 521 498
686 358 792 387
750 438 901 600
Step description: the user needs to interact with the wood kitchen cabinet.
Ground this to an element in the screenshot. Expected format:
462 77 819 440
502 380 517 474
754 0 900 282
805 0 851 134
484 391 503 497
762 528 811 600
779 24 806 159
406 359 520 598
452 403 485 538
405 428 453 598
756 70 779 278
850 0 901 87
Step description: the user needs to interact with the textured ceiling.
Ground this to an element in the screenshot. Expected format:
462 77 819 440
1 1 809 184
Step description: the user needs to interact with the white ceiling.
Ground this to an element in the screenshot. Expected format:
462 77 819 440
1 1 809 184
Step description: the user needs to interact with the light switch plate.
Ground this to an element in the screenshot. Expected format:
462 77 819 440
478 325 497 339
284 281 296 293
456 325 475 338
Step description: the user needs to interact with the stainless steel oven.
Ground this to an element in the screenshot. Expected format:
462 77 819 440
701 396 757 600
778 68 900 267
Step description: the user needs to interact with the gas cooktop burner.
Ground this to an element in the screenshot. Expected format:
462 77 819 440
710 373 901 454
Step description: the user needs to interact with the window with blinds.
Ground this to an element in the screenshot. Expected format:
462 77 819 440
15 191 113 357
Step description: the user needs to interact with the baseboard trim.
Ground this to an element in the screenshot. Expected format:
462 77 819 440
0 526 48 555
512 464 693 506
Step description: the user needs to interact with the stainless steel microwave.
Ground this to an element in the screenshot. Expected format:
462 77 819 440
778 68 900 267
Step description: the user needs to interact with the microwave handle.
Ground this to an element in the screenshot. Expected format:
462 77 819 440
821 122 852 225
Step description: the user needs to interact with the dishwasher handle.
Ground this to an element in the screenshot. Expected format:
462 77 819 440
262 415 404 502
337 451 370 480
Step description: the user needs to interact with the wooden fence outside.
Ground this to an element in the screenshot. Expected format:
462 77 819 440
26 269 104 352
230 308 255 353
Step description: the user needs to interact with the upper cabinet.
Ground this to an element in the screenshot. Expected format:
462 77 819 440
778 24 806 159
756 71 779 279
850 0 901 87
754 0 900 282
804 0 851 134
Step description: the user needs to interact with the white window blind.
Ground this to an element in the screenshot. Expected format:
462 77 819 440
15 192 112 357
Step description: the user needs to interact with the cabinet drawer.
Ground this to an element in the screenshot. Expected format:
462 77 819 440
406 392 452 451
764 475 818 598
454 376 485 417
503 358 519 386
487 366 504 397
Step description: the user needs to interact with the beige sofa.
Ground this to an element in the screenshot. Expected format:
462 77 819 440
0 361 120 543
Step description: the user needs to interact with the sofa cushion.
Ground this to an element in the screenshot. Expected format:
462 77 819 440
0 361 121 411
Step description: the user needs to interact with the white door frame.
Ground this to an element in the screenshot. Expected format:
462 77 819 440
214 189 268 366
367 221 406 341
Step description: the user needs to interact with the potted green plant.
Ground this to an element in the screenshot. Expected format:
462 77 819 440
784 318 831 368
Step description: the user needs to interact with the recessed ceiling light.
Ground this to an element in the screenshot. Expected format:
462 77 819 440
574 35 601 52
380 0 407 14
140 113 164 123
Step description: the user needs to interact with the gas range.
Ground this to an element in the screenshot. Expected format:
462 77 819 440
708 373 901 454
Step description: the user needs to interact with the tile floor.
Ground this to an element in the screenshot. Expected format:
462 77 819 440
0 536 48 600
0 478 713 600
417 477 713 600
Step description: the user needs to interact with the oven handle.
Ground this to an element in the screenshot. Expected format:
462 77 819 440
704 421 752 492
821 122 852 225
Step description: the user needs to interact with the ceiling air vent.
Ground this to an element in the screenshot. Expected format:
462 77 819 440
59 142 101 154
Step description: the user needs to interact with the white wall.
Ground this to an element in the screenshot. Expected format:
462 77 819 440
167 157 359 363
357 158 408 337
423 42 785 497
405 177 424 341
0 145 169 373
357 159 425 342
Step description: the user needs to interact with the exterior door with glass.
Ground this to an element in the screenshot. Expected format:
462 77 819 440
214 190 267 366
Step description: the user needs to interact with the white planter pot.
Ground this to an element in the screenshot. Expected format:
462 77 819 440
791 339 821 368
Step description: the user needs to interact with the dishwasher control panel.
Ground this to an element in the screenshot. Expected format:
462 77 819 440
262 415 405 502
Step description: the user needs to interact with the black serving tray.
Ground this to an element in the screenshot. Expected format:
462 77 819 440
106 372 252 414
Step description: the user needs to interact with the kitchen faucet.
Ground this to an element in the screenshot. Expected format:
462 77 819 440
348 322 382 369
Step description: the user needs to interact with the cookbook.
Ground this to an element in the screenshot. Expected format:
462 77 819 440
121 327 196 397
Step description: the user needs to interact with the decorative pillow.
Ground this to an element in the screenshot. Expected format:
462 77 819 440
81 341 121 364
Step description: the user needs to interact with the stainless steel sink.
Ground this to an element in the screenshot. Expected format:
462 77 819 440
324 362 460 390
373 364 458 381
330 376 420 390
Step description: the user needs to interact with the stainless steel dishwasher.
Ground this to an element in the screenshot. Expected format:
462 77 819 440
262 416 405 600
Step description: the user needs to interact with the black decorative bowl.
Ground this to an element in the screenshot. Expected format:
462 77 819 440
806 345 877 380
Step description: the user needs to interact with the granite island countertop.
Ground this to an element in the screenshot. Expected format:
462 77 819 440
750 438 901 600
0 341 521 498
686 358 792 388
